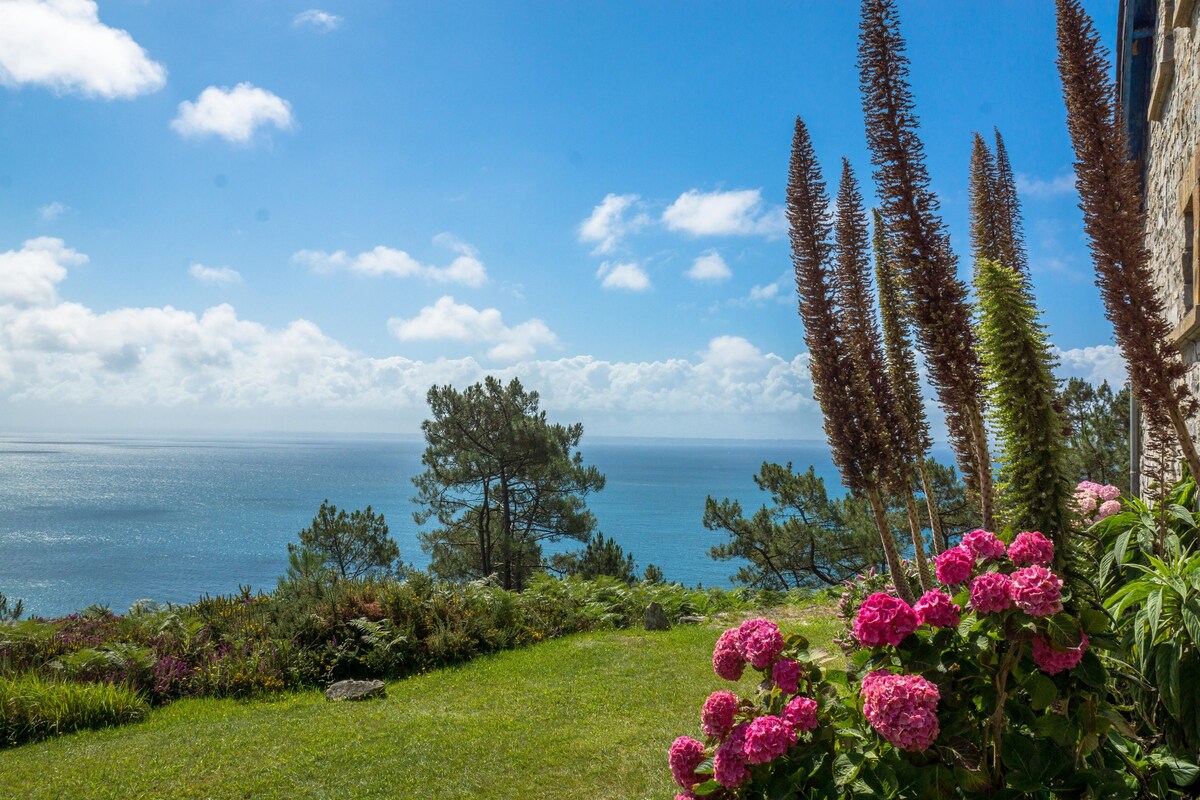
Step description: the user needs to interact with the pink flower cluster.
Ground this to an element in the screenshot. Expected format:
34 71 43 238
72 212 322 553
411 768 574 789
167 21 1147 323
743 715 797 764
853 592 919 647
712 628 745 681
1032 631 1089 675
1074 481 1121 524
1010 566 1063 617
737 618 786 669
1008 531 1054 567
701 690 739 738
714 724 750 788
772 658 802 695
969 572 1013 614
668 736 706 788
784 696 818 732
861 670 940 751
913 590 961 628
962 529 1007 560
934 546 975 585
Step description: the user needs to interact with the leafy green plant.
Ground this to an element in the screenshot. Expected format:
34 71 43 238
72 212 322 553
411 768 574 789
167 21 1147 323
0 673 147 747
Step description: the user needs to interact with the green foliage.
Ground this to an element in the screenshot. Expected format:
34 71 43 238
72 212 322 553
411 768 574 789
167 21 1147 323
643 563 665 584
291 500 399 581
412 376 606 590
975 258 1072 554
1060 377 1131 493
705 460 970 591
0 592 23 623
0 672 147 747
550 533 638 583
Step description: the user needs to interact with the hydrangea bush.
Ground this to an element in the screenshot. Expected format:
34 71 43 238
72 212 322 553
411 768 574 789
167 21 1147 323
670 529 1196 798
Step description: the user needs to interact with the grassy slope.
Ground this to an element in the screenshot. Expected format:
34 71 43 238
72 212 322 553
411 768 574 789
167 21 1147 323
0 607 839 800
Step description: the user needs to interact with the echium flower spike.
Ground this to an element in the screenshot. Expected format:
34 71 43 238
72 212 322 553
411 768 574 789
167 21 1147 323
787 117 916 603
1055 0 1200 484
858 0 994 527
874 211 946 553
975 258 1072 568
992 128 1029 279
968 133 1003 269
834 160 932 590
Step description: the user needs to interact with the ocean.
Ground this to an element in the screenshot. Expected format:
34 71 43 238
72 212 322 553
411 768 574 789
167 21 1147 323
0 434 854 618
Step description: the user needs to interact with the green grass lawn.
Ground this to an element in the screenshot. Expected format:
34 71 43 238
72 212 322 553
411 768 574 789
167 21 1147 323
0 605 840 799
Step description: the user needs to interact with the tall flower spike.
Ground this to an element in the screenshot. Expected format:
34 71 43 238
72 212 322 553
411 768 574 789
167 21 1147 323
968 133 1003 268
788 118 916 603
834 161 932 590
992 128 1029 279
859 0 994 527
1055 0 1200 483
874 211 946 553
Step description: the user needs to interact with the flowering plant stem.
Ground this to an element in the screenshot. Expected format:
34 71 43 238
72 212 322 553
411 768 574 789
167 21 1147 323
987 638 1025 777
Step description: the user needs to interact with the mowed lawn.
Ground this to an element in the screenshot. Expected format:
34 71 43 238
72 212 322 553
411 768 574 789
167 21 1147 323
0 606 839 800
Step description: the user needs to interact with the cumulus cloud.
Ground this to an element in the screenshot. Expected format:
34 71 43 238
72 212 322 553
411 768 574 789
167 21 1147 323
1016 172 1076 199
0 237 86 307
578 193 647 255
749 282 781 301
39 202 67 221
388 296 556 361
0 0 166 99
293 9 342 31
188 263 242 286
686 250 732 283
662 189 786 237
596 261 650 292
0 238 826 433
293 234 487 287
171 83 294 144
1056 344 1127 387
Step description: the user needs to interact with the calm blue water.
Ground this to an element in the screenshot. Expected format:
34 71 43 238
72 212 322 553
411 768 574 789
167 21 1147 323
0 434 850 618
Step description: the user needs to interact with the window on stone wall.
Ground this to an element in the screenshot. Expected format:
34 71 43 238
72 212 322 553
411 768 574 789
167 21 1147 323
1184 196 1195 313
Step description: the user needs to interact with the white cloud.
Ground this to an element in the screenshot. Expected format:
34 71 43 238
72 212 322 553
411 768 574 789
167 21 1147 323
1016 172 1076 199
578 193 647 255
662 189 786 237
388 296 556 361
39 202 67 221
0 0 165 99
171 83 294 144
0 237 85 307
293 9 342 31
749 282 781 301
1055 344 1127 387
597 261 650 292
293 234 487 287
188 263 242 286
686 250 732 283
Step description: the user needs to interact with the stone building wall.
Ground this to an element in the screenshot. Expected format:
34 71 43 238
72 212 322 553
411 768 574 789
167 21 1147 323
1139 0 1200 482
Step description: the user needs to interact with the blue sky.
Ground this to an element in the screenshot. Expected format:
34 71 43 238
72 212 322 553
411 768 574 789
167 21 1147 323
0 0 1124 438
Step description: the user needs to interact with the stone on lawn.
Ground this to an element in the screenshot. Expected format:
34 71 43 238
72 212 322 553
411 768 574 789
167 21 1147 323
325 679 386 702
644 601 670 631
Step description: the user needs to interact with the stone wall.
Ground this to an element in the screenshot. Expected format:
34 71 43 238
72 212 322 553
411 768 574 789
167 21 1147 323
1141 0 1200 481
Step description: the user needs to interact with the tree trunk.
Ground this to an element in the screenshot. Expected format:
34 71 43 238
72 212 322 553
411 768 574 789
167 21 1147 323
903 488 933 593
500 473 513 591
918 460 947 554
866 484 917 604
480 479 492 580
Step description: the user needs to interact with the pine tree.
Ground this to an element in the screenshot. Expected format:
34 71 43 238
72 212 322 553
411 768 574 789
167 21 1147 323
1055 0 1200 483
859 0 995 528
975 258 1072 566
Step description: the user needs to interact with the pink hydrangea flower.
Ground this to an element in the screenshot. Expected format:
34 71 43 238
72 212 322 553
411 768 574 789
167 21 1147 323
772 658 802 695
969 572 1013 615
1010 566 1063 617
737 618 786 669
668 736 706 788
743 715 797 764
914 590 961 628
714 725 749 788
861 671 940 751
1008 531 1055 567
853 592 919 647
701 690 740 738
1097 500 1121 519
674 794 698 800
1097 484 1121 502
713 628 745 681
783 695 818 732
934 546 975 586
1032 631 1089 675
962 529 1007 560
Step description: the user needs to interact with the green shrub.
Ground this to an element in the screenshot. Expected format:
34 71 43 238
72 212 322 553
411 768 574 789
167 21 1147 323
0 673 147 747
